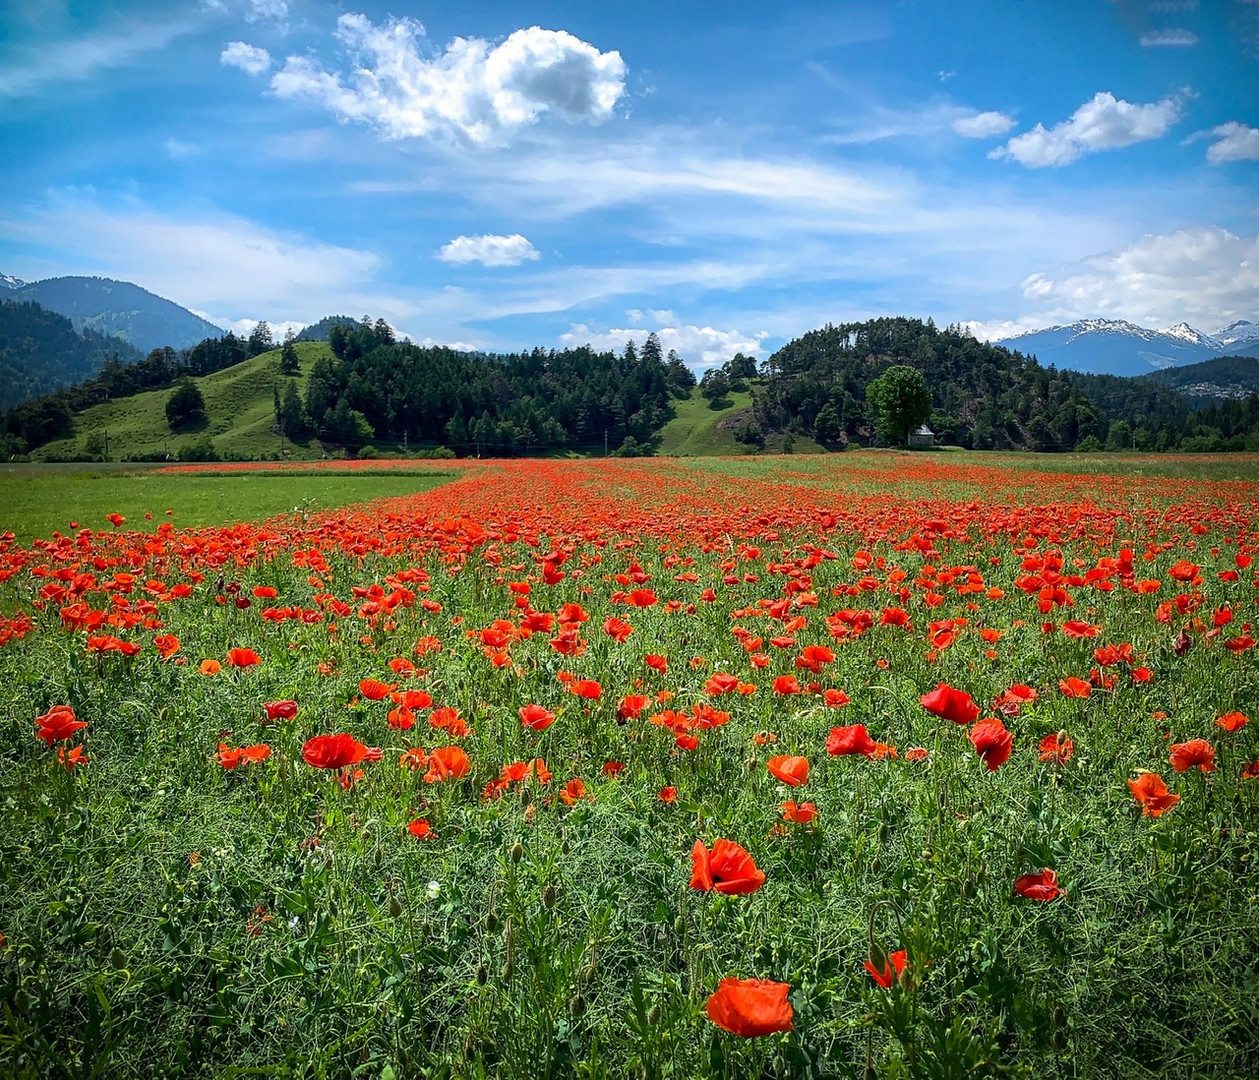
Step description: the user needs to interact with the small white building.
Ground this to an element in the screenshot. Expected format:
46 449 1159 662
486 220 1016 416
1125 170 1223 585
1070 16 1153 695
908 424 935 448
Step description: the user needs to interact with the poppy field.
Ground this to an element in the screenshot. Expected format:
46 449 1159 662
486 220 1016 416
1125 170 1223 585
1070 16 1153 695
2 452 1258 1078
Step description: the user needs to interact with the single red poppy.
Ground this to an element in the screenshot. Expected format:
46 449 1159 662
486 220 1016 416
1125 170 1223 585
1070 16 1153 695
359 679 397 701
864 950 908 988
263 700 298 721
424 745 472 782
519 703 557 731
302 733 368 770
690 838 766 895
1128 771 1180 816
969 718 1013 770
1038 732 1074 764
826 724 878 757
1013 868 1065 901
560 777 588 805
767 755 809 786
225 647 261 668
920 683 979 724
407 818 432 839
1215 711 1249 733
781 801 817 824
35 704 88 746
571 679 602 700
1168 738 1215 773
705 978 793 1037
658 785 678 803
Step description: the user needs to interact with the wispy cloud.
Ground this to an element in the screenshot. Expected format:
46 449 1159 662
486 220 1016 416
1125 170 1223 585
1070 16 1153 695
1 191 385 321
266 14 626 146
952 111 1016 138
991 91 1182 167
0 13 200 99
1139 28 1200 46
1199 121 1259 163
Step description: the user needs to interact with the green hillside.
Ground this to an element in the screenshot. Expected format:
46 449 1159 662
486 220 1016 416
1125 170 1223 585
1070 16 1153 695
34 342 331 462
658 383 823 455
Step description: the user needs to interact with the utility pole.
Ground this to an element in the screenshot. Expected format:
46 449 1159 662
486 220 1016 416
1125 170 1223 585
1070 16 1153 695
604 428 608 457
103 429 109 460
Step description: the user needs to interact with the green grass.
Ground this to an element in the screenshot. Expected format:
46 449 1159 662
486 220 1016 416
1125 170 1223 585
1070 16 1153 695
33 342 332 463
0 462 455 542
658 385 824 456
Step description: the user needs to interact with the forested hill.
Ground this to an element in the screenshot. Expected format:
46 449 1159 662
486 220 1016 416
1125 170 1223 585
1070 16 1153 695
752 317 1259 452
308 321 696 454
0 301 142 412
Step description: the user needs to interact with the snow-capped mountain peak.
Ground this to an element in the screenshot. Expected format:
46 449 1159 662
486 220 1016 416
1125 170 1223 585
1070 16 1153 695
1161 322 1221 349
1217 320 1259 349
0 274 25 290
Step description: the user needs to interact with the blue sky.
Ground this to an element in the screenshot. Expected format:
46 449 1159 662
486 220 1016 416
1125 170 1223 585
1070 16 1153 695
1 0 1257 366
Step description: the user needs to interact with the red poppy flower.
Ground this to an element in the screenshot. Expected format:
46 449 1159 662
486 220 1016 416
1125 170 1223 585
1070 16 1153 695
822 688 850 708
1128 771 1180 816
225 647 261 668
570 679 602 700
920 683 979 724
1038 732 1074 764
407 818 432 839
864 950 908 988
35 704 88 746
602 616 633 642
59 745 88 771
705 978 794 1037
658 785 678 803
1058 677 1092 698
519 703 557 731
767 755 809 787
771 674 801 695
690 838 766 895
781 801 817 824
302 733 368 770
424 745 472 783
560 777 588 805
905 747 929 762
199 659 221 675
1013 868 1065 901
1168 738 1215 773
826 724 878 757
969 718 1013 770
359 679 397 701
704 672 740 695
616 694 650 723
153 633 181 659
392 689 433 710
626 589 657 608
645 654 668 674
1216 711 1249 733
263 700 298 721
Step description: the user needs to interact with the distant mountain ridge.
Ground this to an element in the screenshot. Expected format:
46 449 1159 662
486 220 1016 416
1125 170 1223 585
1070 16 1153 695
999 317 1259 377
5 275 224 354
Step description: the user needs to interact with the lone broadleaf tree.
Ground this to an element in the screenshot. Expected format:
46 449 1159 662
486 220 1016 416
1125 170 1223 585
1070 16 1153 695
866 365 931 445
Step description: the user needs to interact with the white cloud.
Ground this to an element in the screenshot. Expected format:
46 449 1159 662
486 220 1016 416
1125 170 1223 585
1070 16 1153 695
0 14 197 99
269 14 626 146
437 234 540 267
245 0 287 22
559 322 768 371
1014 226 1259 327
952 111 1015 138
990 91 1182 167
2 191 385 320
220 41 272 75
1202 121 1259 163
1139 28 1200 46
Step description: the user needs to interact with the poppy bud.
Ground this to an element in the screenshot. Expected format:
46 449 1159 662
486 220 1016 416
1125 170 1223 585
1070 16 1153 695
476 964 489 985
561 839 571 855
673 915 685 936
110 948 127 970
388 896 403 918
485 912 501 934
877 822 889 844
543 883 557 909
921 848 933 862
509 842 523 864
647 1005 661 1026
570 993 586 1018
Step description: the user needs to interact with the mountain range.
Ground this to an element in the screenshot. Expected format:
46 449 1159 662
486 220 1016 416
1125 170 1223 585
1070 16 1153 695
998 318 1259 378
0 274 223 354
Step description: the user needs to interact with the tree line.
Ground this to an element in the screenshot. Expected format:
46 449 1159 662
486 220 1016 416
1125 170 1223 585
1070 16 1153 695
750 317 1259 452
